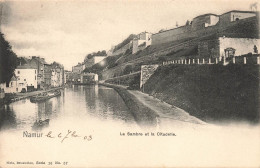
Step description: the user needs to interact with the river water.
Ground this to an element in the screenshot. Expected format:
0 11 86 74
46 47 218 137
0 85 136 131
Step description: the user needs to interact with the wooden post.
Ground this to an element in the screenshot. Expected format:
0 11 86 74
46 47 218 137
223 57 226 65
184 59 186 64
193 59 195 64
181 60 184 64
197 58 200 64
209 58 211 64
244 57 247 64
188 59 191 64
216 58 218 64
202 58 205 64
257 57 260 64
233 57 235 64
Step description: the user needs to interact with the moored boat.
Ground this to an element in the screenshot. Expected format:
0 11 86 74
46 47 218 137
30 90 61 103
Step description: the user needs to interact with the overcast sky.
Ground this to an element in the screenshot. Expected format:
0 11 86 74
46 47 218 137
0 0 258 70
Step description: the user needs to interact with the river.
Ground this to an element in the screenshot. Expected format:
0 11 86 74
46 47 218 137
0 85 136 131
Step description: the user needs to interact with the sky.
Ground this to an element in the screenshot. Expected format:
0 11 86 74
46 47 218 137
0 0 258 70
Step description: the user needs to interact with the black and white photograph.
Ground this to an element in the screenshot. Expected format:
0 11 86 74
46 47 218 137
0 0 259 167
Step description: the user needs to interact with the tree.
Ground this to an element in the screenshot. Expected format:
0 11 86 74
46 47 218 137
0 32 17 83
123 65 133 75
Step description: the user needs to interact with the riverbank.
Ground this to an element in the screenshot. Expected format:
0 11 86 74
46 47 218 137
100 83 158 126
100 83 205 127
1 87 64 105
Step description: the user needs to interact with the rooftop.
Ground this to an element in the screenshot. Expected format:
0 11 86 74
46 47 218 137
221 10 256 15
193 13 219 19
16 65 37 69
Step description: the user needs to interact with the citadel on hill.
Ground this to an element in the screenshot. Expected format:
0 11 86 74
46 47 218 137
69 9 259 84
107 10 259 57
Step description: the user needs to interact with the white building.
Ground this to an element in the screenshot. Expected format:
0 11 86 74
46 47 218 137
0 65 38 93
0 75 18 93
132 32 152 54
219 37 260 58
15 66 38 92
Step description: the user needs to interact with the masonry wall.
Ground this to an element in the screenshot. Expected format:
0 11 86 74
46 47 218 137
152 26 193 45
219 37 260 57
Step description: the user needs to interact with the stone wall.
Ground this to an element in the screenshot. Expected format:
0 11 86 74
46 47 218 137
152 26 193 45
219 37 260 57
151 12 257 46
140 65 159 88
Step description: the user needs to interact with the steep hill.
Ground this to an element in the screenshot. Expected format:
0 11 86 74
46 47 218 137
143 64 260 123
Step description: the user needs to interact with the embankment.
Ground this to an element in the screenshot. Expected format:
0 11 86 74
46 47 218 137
143 64 260 123
100 83 158 126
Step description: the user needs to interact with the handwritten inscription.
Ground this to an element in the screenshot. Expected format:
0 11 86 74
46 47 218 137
22 130 92 143
45 130 92 143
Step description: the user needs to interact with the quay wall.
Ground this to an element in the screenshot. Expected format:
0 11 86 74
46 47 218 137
100 83 157 126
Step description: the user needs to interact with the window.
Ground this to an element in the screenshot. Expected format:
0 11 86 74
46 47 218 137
18 71 20 74
35 76 36 80
35 70 37 74
24 79 26 81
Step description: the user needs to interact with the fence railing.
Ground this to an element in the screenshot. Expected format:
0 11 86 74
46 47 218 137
162 56 260 66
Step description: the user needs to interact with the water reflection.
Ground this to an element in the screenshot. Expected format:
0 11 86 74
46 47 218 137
0 85 135 131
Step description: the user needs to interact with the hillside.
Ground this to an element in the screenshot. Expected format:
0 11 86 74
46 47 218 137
143 64 260 123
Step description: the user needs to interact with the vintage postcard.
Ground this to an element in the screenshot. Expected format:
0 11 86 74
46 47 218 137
0 0 259 167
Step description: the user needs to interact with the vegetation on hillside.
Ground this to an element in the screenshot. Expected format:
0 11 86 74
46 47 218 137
144 64 259 123
86 50 107 60
83 54 122 74
113 34 137 52
0 32 17 84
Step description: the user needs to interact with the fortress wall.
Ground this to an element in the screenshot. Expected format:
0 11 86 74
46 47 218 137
151 26 193 46
151 15 257 47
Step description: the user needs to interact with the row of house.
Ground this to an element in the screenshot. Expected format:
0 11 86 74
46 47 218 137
0 56 65 93
68 53 107 83
108 10 259 57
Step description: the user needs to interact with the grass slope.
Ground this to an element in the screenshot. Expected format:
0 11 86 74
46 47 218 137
144 64 259 123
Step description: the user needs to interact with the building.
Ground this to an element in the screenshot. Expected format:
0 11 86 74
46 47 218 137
28 56 47 89
51 62 64 87
191 13 219 30
80 72 98 83
132 32 152 54
13 65 38 92
72 63 85 74
151 10 258 46
198 37 260 59
219 10 256 26
43 64 52 88
0 75 18 93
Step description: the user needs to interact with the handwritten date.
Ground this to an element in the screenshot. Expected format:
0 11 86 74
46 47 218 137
45 130 92 143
